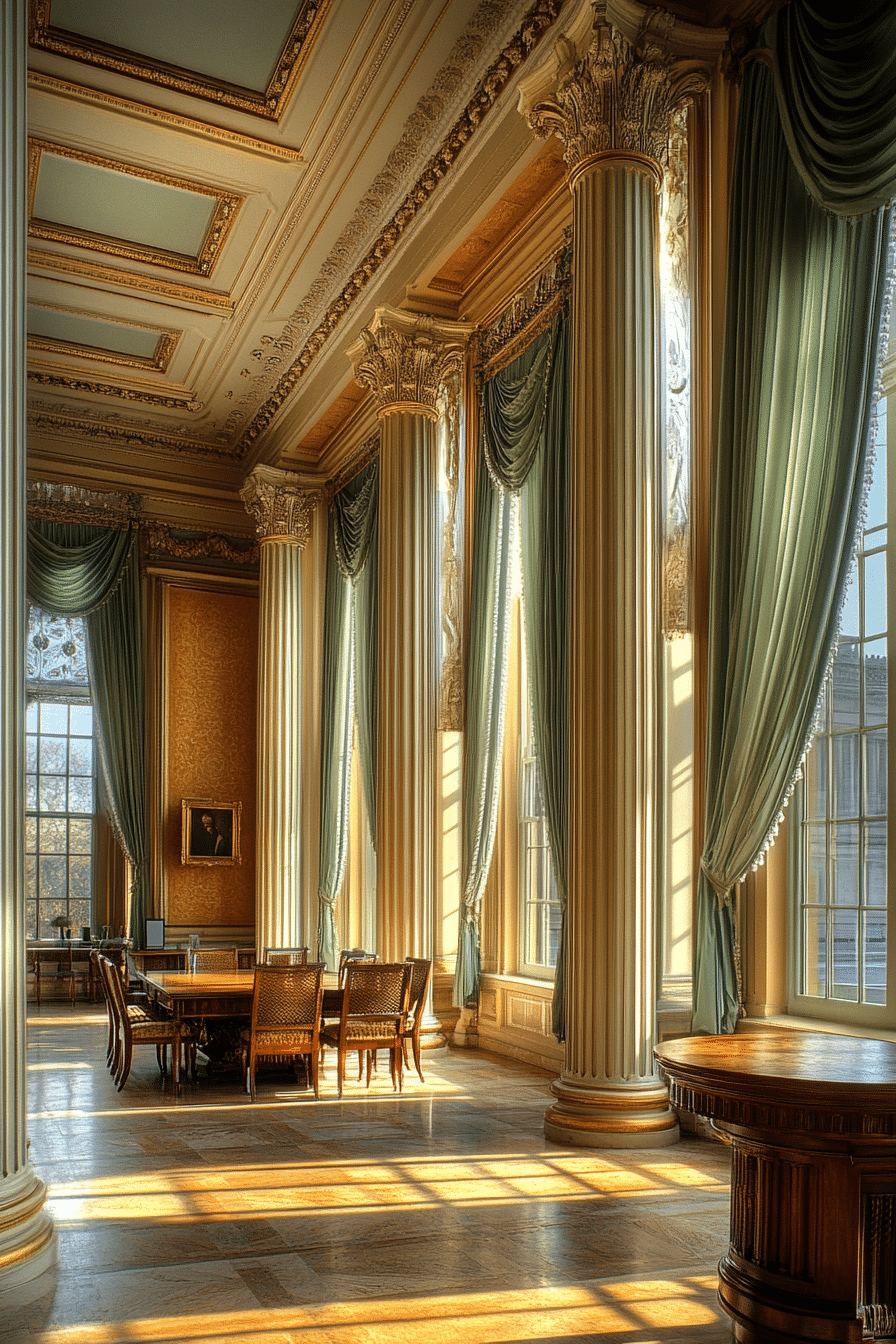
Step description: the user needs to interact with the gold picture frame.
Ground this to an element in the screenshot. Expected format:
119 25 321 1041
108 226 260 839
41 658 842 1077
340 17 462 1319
181 799 241 866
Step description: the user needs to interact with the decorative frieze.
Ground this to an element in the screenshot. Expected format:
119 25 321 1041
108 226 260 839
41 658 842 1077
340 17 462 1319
348 308 472 418
144 524 259 567
240 465 321 544
26 480 142 527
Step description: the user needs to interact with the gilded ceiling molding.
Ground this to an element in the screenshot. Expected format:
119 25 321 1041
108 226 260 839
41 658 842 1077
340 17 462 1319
240 465 322 545
28 330 178 374
238 0 564 452
27 408 240 461
27 248 234 311
28 140 242 277
477 238 572 375
27 368 202 412
27 481 142 528
28 74 304 162
144 524 259 567
329 432 381 498
347 309 473 418
28 0 329 121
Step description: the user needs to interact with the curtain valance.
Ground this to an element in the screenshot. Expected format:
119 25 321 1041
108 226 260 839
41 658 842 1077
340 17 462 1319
771 0 896 216
27 523 135 615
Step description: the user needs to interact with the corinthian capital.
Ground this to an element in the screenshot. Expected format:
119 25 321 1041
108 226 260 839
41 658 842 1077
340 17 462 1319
240 465 321 545
347 307 473 418
519 1 716 180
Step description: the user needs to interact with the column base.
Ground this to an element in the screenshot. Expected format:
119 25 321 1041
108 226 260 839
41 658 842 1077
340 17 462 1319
0 1168 57 1293
544 1076 680 1149
419 1013 447 1052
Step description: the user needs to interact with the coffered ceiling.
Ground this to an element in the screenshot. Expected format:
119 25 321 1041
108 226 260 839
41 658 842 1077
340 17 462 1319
25 0 761 535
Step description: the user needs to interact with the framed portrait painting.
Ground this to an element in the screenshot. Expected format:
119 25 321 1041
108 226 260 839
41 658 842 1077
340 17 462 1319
182 799 241 866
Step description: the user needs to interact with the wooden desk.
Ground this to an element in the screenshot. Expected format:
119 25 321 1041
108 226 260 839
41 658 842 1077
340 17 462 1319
28 943 93 1005
655 1030 896 1344
138 969 342 1093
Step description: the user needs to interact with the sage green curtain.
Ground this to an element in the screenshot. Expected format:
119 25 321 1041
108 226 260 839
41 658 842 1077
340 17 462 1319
27 523 149 947
693 16 896 1033
454 311 569 1022
317 462 378 967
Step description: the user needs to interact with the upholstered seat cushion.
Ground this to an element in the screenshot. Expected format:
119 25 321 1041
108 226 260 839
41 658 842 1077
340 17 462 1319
320 1020 399 1045
239 1027 314 1048
129 1019 193 1042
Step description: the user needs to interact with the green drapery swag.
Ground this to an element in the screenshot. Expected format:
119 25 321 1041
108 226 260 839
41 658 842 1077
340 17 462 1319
453 309 569 1039
26 522 150 948
317 461 378 968
693 3 896 1033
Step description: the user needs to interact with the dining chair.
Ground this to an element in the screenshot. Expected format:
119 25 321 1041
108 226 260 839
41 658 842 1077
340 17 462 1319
99 954 195 1090
400 957 432 1083
337 948 377 980
239 963 325 1100
319 961 412 1098
263 947 309 966
190 947 239 972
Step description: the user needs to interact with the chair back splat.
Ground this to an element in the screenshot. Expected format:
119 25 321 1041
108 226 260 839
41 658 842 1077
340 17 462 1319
190 947 239 972
240 964 324 1100
320 961 411 1098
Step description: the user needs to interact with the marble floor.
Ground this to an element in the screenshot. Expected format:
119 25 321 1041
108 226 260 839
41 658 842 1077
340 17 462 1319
0 1005 734 1344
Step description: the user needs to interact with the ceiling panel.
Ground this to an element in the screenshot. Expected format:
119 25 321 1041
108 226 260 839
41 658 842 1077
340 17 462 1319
27 306 168 364
29 142 241 274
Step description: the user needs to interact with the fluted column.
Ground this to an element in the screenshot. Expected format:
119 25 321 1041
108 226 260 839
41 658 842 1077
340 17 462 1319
241 467 321 955
349 309 472 1043
0 0 56 1289
522 3 710 1147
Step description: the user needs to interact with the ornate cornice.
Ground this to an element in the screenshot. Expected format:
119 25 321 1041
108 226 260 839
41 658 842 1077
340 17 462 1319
477 238 572 375
329 432 381 498
28 140 242 277
27 367 202 412
348 309 473 417
522 4 710 179
28 0 329 122
26 481 142 527
238 0 564 451
27 407 240 461
144 524 259 567
240 465 322 545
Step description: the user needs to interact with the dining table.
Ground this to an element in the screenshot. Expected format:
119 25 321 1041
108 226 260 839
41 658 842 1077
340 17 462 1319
137 968 343 1094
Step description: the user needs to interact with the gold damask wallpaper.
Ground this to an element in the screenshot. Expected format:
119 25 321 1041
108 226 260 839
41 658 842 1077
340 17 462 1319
164 585 258 927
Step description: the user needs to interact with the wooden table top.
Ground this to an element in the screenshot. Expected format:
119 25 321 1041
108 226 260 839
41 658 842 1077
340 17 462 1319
140 969 340 995
655 1029 896 1135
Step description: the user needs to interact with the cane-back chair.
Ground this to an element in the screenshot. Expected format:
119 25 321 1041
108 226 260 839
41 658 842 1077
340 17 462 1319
190 946 239 972
400 957 432 1083
337 948 377 980
99 954 195 1091
240 964 324 1100
263 947 309 966
320 961 411 1097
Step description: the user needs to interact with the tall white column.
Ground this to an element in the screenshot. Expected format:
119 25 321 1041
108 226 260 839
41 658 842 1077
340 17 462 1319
241 467 321 955
0 0 57 1289
348 309 471 1042
522 4 711 1147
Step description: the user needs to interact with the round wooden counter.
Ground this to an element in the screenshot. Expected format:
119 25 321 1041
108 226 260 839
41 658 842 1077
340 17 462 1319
655 1030 896 1344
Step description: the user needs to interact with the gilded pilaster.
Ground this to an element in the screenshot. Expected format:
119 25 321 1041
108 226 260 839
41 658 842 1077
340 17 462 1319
348 308 472 1044
241 465 322 955
521 1 717 1147
0 0 56 1288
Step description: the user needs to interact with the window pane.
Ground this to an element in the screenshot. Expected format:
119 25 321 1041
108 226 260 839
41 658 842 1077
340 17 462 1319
831 644 861 730
863 910 887 1005
839 575 859 641
805 825 826 904
831 824 860 905
69 704 92 735
38 855 66 900
68 819 92 853
68 777 93 814
865 728 887 816
26 734 37 772
39 776 66 812
69 855 92 901
802 907 827 997
831 736 860 817
831 909 859 1001
865 639 887 726
864 552 887 637
803 745 827 820
39 816 67 853
25 816 37 852
40 703 68 734
39 735 67 774
69 737 93 776
866 821 887 906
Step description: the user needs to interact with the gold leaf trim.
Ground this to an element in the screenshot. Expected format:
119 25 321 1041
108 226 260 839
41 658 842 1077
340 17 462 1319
27 247 234 311
28 73 304 161
329 432 380 497
29 139 242 277
145 524 259 566
27 481 143 527
28 330 178 374
27 409 240 461
28 0 329 122
238 0 565 452
28 367 202 412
